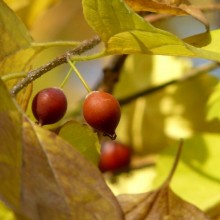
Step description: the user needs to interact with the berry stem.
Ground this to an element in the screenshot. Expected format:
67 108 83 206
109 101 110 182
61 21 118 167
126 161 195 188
59 67 73 89
67 58 91 93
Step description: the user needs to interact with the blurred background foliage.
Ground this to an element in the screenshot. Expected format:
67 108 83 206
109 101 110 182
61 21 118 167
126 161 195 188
3 0 220 216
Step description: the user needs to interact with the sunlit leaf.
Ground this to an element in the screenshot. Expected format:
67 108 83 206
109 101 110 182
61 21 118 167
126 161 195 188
82 0 220 62
114 55 219 154
124 0 209 29
0 79 124 220
153 134 220 210
117 185 209 220
0 200 15 220
206 82 220 121
59 120 100 165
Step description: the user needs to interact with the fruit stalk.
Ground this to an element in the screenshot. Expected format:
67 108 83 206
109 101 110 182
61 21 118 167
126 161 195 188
67 58 91 93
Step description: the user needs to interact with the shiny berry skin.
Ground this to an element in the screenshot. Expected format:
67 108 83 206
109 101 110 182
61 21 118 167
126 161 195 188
82 91 121 139
32 87 67 125
98 141 132 172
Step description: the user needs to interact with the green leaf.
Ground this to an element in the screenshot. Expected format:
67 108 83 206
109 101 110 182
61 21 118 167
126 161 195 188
153 133 220 210
0 79 124 220
59 120 100 165
82 0 220 62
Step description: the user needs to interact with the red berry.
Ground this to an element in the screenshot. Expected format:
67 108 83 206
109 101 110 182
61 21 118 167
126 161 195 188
98 141 132 172
32 87 67 125
82 91 121 139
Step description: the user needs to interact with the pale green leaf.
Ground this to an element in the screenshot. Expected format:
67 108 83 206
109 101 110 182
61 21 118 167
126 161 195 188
59 120 100 165
153 133 220 210
82 0 220 62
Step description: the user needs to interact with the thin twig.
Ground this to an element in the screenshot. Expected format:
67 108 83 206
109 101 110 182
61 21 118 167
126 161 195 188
118 62 220 105
10 35 101 96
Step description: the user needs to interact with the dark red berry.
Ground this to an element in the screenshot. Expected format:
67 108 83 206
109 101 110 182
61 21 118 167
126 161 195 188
82 91 121 139
98 141 132 172
32 87 67 125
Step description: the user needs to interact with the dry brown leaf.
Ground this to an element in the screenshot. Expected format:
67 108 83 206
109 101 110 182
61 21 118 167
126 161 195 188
17 118 124 220
125 0 209 29
117 184 210 220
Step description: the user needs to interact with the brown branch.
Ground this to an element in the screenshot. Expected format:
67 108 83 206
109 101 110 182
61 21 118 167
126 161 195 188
118 62 220 105
10 35 101 96
97 55 127 93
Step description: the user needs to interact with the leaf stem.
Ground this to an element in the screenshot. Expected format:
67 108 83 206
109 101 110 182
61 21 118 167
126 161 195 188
67 58 91 93
163 139 184 186
1 72 27 82
31 41 80 48
69 50 106 62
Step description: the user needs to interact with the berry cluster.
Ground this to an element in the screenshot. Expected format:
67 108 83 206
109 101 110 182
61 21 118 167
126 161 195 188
30 63 131 173
32 88 121 139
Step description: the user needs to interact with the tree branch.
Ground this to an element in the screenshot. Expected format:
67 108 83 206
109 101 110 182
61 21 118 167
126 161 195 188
10 35 101 96
118 62 220 105
97 55 128 93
